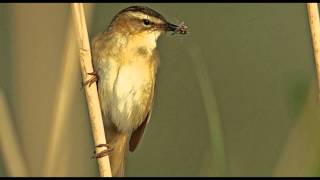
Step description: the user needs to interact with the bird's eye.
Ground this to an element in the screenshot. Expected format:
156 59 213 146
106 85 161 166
143 19 151 26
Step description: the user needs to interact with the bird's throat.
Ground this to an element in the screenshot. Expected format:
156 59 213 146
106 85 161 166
115 31 161 56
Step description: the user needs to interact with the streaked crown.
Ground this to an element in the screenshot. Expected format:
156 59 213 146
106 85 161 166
107 6 172 34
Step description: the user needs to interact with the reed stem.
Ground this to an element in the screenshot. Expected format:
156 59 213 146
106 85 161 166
71 3 112 177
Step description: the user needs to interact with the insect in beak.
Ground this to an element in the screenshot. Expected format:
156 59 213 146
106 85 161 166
156 21 188 35
167 22 188 35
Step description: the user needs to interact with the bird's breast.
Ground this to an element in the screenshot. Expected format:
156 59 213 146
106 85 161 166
104 58 156 132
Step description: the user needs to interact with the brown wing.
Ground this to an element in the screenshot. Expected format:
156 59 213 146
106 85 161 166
129 51 159 152
129 81 156 152
129 111 152 152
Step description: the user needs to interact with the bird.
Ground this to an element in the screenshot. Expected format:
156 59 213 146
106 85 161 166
86 5 187 176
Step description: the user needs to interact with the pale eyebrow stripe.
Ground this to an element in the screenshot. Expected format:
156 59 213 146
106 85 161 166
129 12 163 24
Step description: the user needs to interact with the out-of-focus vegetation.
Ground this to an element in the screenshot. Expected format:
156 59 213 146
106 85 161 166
0 3 320 177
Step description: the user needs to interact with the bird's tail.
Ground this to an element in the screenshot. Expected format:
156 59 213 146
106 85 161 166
106 127 129 177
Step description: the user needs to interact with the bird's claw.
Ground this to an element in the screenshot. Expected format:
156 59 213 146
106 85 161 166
83 71 99 87
91 143 114 159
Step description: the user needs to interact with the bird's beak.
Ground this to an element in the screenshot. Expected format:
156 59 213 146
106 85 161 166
164 21 188 35
155 21 188 34
165 22 179 32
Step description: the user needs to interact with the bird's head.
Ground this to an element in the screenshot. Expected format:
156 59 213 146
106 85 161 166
107 6 187 42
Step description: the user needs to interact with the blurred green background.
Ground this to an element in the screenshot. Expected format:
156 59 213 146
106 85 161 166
1 3 320 177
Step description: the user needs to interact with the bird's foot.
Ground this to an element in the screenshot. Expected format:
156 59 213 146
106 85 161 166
83 71 99 87
91 143 114 159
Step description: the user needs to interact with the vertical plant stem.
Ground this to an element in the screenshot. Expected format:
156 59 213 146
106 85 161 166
307 3 320 98
42 7 81 176
0 90 29 176
188 44 227 176
71 3 112 177
43 4 95 176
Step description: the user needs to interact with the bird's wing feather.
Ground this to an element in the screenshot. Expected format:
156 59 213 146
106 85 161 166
129 51 159 152
129 81 155 152
129 110 152 152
